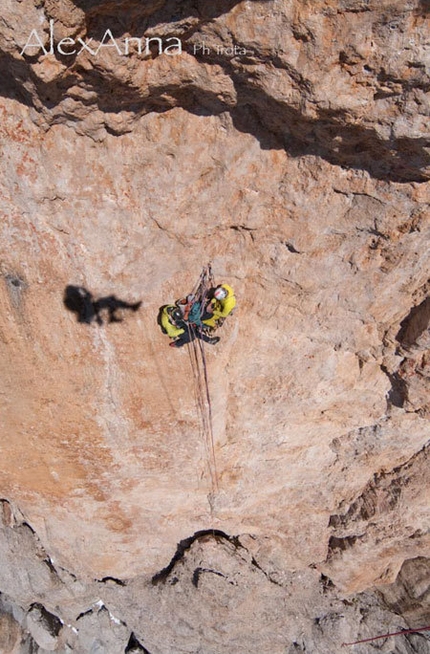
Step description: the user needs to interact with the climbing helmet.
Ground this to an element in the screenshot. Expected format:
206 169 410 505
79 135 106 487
172 308 183 322
214 286 228 300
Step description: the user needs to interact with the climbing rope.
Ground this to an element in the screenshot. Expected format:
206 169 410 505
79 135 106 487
196 335 218 491
186 265 219 496
188 336 219 495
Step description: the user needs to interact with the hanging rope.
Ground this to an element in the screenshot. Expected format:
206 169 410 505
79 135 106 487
188 336 219 495
186 265 219 496
196 335 218 492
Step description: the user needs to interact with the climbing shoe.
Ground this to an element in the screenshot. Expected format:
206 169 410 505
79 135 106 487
207 336 220 345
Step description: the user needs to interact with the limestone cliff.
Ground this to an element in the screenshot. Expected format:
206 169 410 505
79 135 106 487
0 0 429 652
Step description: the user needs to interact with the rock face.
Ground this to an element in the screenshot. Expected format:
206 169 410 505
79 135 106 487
0 0 429 652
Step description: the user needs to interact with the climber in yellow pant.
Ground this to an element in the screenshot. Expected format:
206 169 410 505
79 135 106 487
202 284 236 329
160 305 186 338
159 304 220 347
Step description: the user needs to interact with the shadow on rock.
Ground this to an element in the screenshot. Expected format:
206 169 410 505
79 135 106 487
64 285 141 325
4 0 428 183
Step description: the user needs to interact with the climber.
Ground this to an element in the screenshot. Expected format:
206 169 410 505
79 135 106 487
202 284 236 330
159 305 186 339
159 304 219 348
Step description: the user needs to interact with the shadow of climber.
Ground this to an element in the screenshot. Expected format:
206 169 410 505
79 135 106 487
64 285 141 325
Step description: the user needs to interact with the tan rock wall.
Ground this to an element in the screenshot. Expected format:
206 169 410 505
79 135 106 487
0 1 429 652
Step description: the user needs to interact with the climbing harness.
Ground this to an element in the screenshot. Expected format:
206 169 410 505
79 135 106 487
176 264 215 324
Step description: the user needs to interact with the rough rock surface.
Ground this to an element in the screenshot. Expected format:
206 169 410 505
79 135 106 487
0 0 429 652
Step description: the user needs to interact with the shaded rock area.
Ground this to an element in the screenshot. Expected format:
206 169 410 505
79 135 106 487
0 0 429 652
0 500 429 653
1 0 429 180
380 557 430 630
324 443 429 590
